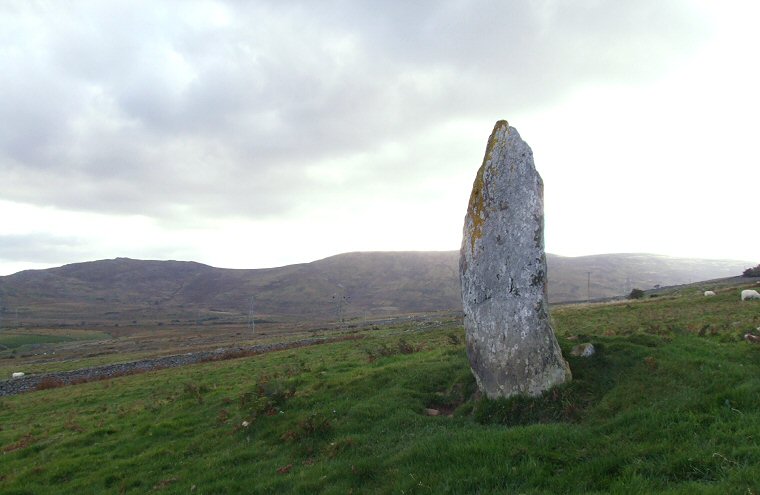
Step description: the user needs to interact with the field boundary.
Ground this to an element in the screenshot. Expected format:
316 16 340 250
0 334 362 397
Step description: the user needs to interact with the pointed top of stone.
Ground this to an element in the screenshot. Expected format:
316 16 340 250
464 120 537 259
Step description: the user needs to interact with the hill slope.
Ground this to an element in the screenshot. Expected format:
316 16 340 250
0 252 754 324
1 284 759 493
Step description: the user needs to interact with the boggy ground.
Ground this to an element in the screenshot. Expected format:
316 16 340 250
0 284 759 493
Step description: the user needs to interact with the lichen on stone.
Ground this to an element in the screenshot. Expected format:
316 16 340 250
466 120 509 255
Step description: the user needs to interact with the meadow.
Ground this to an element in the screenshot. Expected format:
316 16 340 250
0 328 110 351
0 283 759 494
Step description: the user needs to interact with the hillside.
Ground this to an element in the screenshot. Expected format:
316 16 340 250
0 252 754 325
1 282 759 493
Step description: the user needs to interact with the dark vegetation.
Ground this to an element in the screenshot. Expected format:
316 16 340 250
628 288 645 299
743 264 760 277
1 282 759 493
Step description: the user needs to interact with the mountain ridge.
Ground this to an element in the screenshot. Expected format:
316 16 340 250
0 252 755 325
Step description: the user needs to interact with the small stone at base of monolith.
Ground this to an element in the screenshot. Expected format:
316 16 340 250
460 120 571 399
570 343 595 357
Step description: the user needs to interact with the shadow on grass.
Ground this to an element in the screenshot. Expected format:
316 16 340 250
458 335 666 426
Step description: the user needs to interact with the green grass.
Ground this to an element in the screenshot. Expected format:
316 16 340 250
0 328 320 376
0 329 110 350
1 288 760 493
0 333 75 349
0 350 162 376
0 329 112 376
551 284 760 339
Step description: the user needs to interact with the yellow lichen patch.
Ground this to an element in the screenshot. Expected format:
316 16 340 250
466 120 509 254
466 164 486 254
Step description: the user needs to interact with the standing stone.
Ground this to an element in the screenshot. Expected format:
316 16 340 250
460 120 571 398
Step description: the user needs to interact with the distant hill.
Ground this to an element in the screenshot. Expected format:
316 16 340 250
546 253 756 302
0 252 754 325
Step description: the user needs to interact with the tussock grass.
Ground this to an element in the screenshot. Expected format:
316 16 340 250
1 286 760 493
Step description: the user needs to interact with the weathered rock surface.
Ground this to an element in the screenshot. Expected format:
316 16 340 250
460 120 571 398
570 343 596 357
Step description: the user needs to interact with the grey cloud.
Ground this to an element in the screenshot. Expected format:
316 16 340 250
0 0 710 223
0 234 90 264
0 232 201 269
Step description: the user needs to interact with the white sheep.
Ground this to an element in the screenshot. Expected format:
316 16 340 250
11 372 25 379
704 291 716 297
741 289 760 301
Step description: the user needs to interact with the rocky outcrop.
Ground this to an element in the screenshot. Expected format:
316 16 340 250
460 120 571 398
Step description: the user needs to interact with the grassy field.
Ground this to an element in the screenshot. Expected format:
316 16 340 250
0 320 411 377
0 328 113 377
0 320 338 377
1 284 759 493
0 328 110 350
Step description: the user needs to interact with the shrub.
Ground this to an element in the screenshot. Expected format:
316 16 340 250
364 338 424 362
282 413 332 441
742 264 760 277
35 377 65 391
239 375 296 417
629 288 645 299
397 338 422 354
183 382 208 404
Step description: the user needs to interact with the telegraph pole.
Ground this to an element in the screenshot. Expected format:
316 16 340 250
332 284 349 328
332 294 344 326
587 272 591 302
248 296 255 336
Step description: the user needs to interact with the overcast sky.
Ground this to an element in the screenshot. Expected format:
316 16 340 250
1 0 758 275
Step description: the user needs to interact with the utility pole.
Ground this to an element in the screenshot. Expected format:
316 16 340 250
332 284 349 328
248 296 255 336
587 272 591 302
332 294 345 326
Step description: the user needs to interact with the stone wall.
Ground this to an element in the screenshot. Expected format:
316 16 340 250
0 336 352 397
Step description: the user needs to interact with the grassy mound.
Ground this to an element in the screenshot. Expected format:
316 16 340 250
1 285 759 493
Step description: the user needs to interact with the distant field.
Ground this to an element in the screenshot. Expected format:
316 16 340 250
0 333 74 349
0 325 368 377
552 282 760 338
1 283 759 493
0 316 450 377
0 328 112 377
0 328 110 349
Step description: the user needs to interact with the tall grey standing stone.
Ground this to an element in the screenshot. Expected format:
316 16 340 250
460 120 571 399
